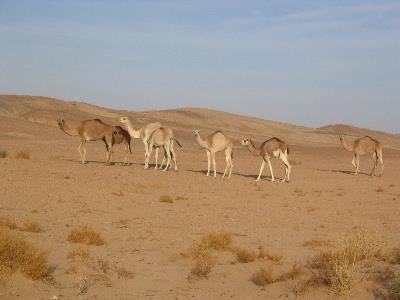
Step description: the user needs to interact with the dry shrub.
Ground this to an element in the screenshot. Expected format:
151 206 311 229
0 230 49 280
252 267 274 286
0 216 17 230
310 229 380 295
277 263 305 282
76 274 91 296
230 246 257 263
175 196 188 201
67 248 91 263
189 251 214 279
258 246 283 263
116 267 134 279
160 195 174 203
199 232 232 251
67 225 105 246
22 220 42 233
0 150 7 158
376 186 384 193
390 248 400 265
15 149 30 159
303 240 333 249
388 277 400 298
291 275 324 297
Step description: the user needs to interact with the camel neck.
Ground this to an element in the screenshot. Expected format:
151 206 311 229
125 120 141 139
195 135 208 148
59 123 78 136
247 140 260 156
340 137 354 151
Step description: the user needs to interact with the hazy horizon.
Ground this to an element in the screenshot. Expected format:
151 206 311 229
0 1 399 133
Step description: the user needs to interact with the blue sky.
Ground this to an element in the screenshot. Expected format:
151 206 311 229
0 1 399 132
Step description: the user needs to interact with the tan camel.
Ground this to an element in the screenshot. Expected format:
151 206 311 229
57 119 131 165
119 116 161 168
147 127 182 171
194 130 233 178
339 135 384 176
240 138 291 182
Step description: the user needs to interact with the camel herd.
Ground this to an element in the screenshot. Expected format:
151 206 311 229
56 117 385 180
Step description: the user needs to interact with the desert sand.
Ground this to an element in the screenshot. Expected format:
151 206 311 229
0 95 399 299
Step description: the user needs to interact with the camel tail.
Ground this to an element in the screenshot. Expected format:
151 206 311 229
173 138 182 147
128 138 132 154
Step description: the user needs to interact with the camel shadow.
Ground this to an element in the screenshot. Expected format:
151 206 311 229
317 169 370 176
187 169 224 176
232 172 284 181
62 158 134 166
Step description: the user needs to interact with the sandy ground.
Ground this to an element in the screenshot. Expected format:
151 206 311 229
0 99 400 299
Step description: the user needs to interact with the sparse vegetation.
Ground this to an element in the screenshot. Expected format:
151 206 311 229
0 216 17 230
231 246 257 263
309 229 380 295
15 149 31 159
258 246 283 263
189 251 214 279
376 186 384 193
0 150 7 158
175 196 188 201
388 277 400 298
276 263 304 282
0 230 49 280
67 225 105 246
21 220 42 233
303 239 334 249
252 267 274 286
291 275 324 297
199 232 232 251
390 248 400 264
160 195 174 203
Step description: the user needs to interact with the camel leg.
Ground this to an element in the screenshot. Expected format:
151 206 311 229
81 141 87 164
206 150 211 176
170 147 178 171
77 141 84 164
355 154 360 176
379 153 384 176
256 160 266 181
370 152 377 176
211 152 216 177
154 147 159 170
163 144 171 171
143 139 149 169
222 153 229 178
228 155 233 178
351 155 356 168
266 156 275 182
146 143 153 169
279 153 291 182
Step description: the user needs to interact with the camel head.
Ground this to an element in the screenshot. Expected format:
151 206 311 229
194 129 200 137
339 135 344 141
57 118 65 128
240 138 251 146
119 116 130 124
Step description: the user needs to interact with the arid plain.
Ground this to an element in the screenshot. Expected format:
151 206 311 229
0 95 400 299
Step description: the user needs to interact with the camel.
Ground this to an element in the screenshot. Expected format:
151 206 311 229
240 138 291 182
339 135 384 176
194 130 233 178
147 127 182 171
119 116 161 168
57 119 131 165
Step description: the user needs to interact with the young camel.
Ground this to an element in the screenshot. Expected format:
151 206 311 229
119 116 161 168
240 138 291 182
147 127 182 171
339 135 384 176
57 119 131 165
194 130 233 178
